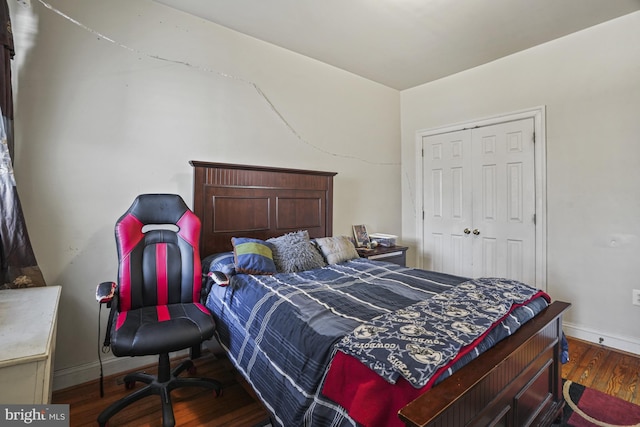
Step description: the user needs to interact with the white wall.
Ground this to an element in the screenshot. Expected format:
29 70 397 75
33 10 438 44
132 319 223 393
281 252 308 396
401 12 640 353
9 0 401 389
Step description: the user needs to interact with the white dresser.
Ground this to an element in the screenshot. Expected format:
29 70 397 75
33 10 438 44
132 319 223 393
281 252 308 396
0 285 61 404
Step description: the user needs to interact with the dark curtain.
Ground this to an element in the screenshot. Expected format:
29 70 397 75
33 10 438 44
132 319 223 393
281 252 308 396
0 0 45 288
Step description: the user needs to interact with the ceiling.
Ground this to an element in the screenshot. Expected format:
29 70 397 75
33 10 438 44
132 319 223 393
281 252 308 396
154 0 640 90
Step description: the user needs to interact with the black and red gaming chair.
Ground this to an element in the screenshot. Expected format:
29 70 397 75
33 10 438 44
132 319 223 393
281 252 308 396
96 194 221 427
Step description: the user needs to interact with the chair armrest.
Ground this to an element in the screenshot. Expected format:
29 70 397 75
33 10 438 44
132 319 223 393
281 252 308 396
96 281 117 304
200 271 229 304
208 271 229 287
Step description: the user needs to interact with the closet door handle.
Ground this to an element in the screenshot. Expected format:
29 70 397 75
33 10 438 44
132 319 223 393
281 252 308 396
473 229 480 235
464 228 471 235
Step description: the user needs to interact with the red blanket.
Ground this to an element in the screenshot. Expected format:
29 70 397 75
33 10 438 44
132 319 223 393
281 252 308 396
323 351 426 427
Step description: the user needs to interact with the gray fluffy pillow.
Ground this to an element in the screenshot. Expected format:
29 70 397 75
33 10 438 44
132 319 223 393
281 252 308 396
267 230 326 273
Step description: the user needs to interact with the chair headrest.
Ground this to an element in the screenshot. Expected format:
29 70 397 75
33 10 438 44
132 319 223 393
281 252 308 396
124 194 190 225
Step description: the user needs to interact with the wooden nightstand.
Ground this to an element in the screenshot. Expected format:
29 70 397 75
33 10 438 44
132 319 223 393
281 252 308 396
357 245 408 267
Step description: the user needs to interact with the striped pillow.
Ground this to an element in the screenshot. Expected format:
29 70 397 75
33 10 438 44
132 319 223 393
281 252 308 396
232 237 277 275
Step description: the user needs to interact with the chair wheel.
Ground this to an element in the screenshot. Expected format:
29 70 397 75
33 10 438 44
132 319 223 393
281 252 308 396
125 380 135 390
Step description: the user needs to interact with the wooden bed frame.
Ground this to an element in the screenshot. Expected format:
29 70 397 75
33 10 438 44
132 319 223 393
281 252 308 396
190 160 570 427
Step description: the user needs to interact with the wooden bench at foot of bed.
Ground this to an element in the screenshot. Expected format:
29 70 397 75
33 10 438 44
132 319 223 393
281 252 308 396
399 301 570 427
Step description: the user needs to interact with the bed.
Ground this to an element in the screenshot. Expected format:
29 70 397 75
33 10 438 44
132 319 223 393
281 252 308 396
190 160 570 427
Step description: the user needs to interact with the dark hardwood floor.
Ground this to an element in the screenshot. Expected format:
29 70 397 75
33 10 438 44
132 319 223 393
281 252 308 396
53 336 639 426
562 336 640 405
52 352 270 427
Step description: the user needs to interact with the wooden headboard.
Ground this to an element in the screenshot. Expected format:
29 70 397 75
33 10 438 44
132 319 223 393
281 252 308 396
190 161 337 257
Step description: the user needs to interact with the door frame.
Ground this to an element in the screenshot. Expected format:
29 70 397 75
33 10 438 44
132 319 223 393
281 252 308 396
415 106 547 292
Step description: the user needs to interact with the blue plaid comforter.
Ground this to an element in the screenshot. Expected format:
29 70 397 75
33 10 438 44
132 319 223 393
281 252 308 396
205 258 548 427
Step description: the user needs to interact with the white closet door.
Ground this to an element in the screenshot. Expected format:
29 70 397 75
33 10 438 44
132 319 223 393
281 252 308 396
471 119 536 283
422 118 536 283
421 129 473 277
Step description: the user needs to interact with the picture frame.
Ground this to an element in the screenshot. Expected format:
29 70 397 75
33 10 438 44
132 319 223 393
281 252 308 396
352 224 370 247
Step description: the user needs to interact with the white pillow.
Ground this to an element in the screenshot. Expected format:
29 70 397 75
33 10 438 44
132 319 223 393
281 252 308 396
314 236 360 265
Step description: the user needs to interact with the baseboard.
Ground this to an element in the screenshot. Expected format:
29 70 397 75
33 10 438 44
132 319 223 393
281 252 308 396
52 349 190 392
53 337 223 392
563 321 640 356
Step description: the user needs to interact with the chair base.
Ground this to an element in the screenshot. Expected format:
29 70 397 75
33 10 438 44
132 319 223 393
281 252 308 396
97 353 222 427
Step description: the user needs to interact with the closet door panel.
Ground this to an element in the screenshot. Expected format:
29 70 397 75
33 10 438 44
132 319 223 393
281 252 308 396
422 130 473 277
471 119 536 282
421 118 536 283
